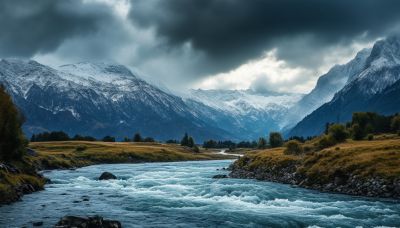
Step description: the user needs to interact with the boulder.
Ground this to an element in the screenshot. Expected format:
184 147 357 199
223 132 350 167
55 215 121 228
99 172 117 180
212 174 228 179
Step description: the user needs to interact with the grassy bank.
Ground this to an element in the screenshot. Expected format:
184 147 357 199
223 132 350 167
0 160 46 204
230 134 400 198
27 141 232 170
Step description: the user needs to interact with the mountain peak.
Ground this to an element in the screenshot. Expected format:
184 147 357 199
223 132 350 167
58 61 136 83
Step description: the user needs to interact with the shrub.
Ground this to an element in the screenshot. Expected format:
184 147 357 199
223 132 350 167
284 140 303 155
269 132 283 148
367 134 374 141
316 135 336 150
328 124 348 142
102 136 115 142
75 146 87 152
193 145 200 153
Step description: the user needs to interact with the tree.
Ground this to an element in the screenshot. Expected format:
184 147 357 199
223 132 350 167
269 132 283 148
351 123 364 140
391 115 400 132
133 133 142 142
123 137 131 142
328 124 348 142
257 137 267 149
143 137 155 142
187 136 195 148
181 133 189 146
0 85 27 160
102 136 115 142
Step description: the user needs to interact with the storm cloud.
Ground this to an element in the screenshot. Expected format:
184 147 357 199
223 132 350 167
130 0 400 73
0 0 113 57
1 0 400 92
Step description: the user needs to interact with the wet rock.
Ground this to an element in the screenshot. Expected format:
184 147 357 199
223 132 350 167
32 221 43 226
212 174 228 179
55 215 121 228
99 172 117 180
26 148 38 156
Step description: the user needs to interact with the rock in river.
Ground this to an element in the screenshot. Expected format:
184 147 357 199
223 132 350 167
55 215 121 228
98 172 117 180
212 174 228 179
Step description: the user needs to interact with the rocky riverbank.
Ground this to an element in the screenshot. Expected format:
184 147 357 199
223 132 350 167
229 138 400 199
0 162 45 204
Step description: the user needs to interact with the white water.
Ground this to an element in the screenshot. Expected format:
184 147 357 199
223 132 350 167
0 160 399 227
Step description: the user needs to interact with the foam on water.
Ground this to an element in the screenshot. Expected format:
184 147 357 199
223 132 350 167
0 160 399 227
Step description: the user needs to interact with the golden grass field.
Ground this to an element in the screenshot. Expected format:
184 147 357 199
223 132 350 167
239 134 400 182
27 141 233 169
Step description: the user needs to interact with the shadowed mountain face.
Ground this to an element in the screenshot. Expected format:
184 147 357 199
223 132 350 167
289 35 400 137
0 59 234 141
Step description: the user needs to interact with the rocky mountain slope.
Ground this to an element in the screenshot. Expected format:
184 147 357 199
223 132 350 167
282 48 371 130
289 35 400 137
0 59 232 141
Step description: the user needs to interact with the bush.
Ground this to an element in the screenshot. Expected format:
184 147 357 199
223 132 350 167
367 134 374 141
316 135 336 150
102 136 115 142
133 133 142 142
284 140 303 155
328 124 348 142
75 146 87 152
269 132 283 148
193 145 200 153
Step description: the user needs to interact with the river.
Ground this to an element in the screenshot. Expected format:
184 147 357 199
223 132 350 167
0 160 399 227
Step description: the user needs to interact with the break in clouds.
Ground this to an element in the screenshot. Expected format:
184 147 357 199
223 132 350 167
1 0 400 93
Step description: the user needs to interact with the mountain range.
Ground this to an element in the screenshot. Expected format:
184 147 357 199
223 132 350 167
289 35 400 137
1 35 400 141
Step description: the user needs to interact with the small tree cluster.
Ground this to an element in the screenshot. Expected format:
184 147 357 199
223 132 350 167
181 133 195 148
269 132 283 148
31 131 96 142
102 136 115 142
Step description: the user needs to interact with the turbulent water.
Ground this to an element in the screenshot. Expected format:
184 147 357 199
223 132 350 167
0 160 399 228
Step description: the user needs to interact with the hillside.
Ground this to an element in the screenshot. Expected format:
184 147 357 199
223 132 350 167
230 135 400 198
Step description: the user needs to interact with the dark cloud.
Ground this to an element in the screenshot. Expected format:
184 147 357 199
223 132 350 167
130 0 400 73
0 0 113 57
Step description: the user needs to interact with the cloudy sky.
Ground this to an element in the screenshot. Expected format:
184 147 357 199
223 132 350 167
1 0 400 94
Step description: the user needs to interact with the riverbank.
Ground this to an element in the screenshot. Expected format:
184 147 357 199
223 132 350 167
0 141 234 205
229 135 400 199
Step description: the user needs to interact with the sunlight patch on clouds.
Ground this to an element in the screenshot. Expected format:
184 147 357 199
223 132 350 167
196 50 314 94
83 0 131 18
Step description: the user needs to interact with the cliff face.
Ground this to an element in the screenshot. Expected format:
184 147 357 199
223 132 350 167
229 138 400 199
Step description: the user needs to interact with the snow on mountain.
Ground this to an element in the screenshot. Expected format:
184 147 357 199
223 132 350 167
0 59 232 141
185 89 303 139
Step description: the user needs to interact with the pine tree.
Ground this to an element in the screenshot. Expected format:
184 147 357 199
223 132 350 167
133 133 142 142
269 132 283 148
181 133 189 146
257 137 267 149
0 85 27 160
188 136 195 148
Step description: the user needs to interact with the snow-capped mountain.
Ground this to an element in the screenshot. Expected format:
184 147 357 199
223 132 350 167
185 89 303 139
289 35 400 137
282 48 371 130
0 59 232 141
